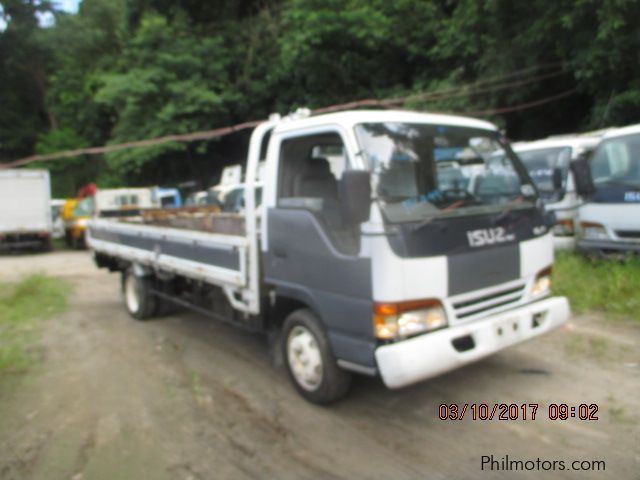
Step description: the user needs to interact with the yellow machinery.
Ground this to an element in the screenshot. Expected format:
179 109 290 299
63 197 94 248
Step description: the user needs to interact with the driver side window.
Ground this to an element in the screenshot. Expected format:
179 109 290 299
277 132 358 253
278 132 347 209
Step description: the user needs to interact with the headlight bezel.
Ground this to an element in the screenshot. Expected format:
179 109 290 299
531 266 552 298
552 218 574 237
374 299 448 340
579 221 608 240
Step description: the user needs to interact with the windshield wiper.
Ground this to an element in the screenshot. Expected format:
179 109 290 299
408 198 474 233
492 196 526 225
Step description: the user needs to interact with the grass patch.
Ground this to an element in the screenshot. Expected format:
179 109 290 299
608 406 626 424
0 274 71 375
553 253 640 321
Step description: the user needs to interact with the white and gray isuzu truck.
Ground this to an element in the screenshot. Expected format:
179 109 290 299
573 123 640 256
511 135 602 250
88 110 570 403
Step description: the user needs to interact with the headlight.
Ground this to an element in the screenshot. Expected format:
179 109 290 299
76 218 89 227
552 218 574 236
374 300 448 340
532 266 552 297
580 222 608 240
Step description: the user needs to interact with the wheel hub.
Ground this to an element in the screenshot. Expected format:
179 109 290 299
125 274 140 314
287 325 323 391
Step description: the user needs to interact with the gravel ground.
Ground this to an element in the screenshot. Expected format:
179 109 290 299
0 250 638 479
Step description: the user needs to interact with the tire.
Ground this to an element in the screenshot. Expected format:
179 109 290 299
282 308 351 404
156 297 182 317
40 237 53 253
122 268 157 320
71 233 85 250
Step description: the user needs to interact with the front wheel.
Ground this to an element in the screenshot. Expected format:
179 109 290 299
282 309 351 404
122 268 157 320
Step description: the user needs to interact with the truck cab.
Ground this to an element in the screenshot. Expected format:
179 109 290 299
576 124 640 256
259 110 569 395
512 136 601 250
154 187 182 208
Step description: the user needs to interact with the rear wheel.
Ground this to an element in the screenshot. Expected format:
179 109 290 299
40 237 53 253
122 268 157 320
282 309 351 404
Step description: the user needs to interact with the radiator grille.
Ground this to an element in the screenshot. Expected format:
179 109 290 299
452 283 526 319
616 230 640 240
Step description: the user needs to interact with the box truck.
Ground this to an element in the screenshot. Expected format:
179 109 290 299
0 169 52 252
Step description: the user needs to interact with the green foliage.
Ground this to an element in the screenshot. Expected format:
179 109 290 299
278 0 443 106
553 253 640 321
32 127 100 197
0 274 70 375
0 0 54 161
94 13 238 174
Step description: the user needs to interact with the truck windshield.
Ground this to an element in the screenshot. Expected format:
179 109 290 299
590 133 640 191
74 197 95 217
355 122 535 223
517 147 571 201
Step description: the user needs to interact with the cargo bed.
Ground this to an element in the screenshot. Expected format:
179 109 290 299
88 217 251 303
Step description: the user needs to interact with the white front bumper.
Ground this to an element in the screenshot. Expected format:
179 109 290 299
553 236 575 251
375 296 570 389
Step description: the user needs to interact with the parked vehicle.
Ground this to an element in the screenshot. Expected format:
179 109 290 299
511 135 602 250
185 190 208 206
50 199 67 239
154 187 182 208
573 123 640 256
62 197 79 246
95 187 156 217
0 169 52 252
205 164 244 207
220 184 263 213
88 109 569 403
65 195 96 248
64 183 98 248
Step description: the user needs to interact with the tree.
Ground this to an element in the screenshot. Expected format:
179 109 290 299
0 0 54 161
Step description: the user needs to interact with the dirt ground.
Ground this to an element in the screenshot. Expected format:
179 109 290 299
0 251 638 480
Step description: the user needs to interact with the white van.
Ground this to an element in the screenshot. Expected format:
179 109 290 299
575 124 640 256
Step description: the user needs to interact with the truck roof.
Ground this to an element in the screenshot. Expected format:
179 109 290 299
273 109 497 134
512 136 601 154
0 168 50 177
602 122 640 140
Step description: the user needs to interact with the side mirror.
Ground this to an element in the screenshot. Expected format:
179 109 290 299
543 209 557 228
570 155 595 196
552 167 563 191
340 170 372 225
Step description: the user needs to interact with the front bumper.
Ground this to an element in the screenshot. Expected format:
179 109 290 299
375 296 570 389
0 232 50 250
577 238 640 256
553 236 575 251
